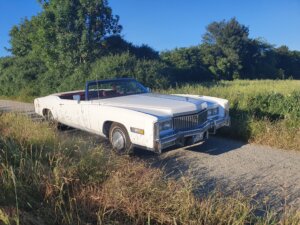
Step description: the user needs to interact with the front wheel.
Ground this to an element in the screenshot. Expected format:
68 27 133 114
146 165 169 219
109 123 132 154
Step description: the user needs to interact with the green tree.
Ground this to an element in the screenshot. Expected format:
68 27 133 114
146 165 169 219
7 0 123 94
0 56 47 96
9 19 36 57
10 0 122 67
90 53 170 88
100 35 159 60
275 46 300 79
201 18 250 79
161 47 212 81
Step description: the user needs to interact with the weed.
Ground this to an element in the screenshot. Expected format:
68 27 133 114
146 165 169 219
0 113 299 224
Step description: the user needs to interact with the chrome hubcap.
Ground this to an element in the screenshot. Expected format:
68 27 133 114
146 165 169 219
112 129 125 151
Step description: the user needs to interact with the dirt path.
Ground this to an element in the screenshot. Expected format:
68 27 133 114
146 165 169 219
0 100 34 112
0 100 43 121
1 99 300 212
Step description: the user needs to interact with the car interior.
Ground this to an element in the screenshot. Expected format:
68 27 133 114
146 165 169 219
58 89 119 101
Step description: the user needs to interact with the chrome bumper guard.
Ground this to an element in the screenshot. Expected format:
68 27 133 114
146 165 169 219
155 116 230 153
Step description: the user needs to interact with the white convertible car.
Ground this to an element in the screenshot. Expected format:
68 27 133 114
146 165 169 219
34 78 230 154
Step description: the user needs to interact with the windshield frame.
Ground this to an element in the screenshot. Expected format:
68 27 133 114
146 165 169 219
85 78 148 100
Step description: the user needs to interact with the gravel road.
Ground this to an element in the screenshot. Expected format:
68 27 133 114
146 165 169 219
149 138 300 212
0 99 37 118
0 100 34 112
1 99 300 212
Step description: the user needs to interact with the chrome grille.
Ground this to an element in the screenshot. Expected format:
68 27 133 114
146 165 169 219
173 110 208 131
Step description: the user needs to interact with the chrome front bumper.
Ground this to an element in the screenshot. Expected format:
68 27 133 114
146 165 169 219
154 116 230 153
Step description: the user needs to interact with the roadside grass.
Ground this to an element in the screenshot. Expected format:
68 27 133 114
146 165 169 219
160 79 300 151
1 113 300 224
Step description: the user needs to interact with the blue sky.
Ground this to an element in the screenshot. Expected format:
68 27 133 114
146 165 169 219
0 0 299 57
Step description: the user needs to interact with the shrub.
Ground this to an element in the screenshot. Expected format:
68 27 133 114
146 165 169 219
248 91 300 121
90 53 171 88
0 56 46 96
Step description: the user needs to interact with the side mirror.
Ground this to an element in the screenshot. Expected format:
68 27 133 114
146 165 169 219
73 94 81 103
146 87 151 93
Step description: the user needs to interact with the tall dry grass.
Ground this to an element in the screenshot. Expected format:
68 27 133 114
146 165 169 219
0 113 299 225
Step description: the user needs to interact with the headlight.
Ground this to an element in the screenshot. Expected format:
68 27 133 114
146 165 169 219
159 120 173 131
207 107 219 117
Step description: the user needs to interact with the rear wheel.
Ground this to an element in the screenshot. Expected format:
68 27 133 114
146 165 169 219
44 109 60 128
109 123 132 154
44 110 55 124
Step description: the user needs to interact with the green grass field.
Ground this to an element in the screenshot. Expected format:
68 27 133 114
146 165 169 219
164 80 300 96
160 80 300 151
0 113 300 224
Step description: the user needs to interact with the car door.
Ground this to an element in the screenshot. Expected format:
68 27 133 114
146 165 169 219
78 100 93 130
80 101 104 135
57 99 83 128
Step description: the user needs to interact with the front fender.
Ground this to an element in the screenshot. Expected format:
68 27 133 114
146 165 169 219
88 105 158 149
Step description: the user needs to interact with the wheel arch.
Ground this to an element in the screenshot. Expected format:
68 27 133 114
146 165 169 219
103 121 131 140
102 120 114 137
42 108 50 116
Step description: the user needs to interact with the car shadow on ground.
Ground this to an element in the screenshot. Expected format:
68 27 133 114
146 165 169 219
133 136 246 183
133 136 247 197
184 136 245 155
134 136 245 159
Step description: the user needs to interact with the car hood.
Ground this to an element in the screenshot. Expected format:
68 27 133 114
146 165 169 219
95 93 207 118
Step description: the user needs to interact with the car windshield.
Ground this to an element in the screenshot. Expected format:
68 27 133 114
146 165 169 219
87 79 148 100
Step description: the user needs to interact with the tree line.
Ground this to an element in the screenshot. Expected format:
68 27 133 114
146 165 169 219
0 0 300 97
